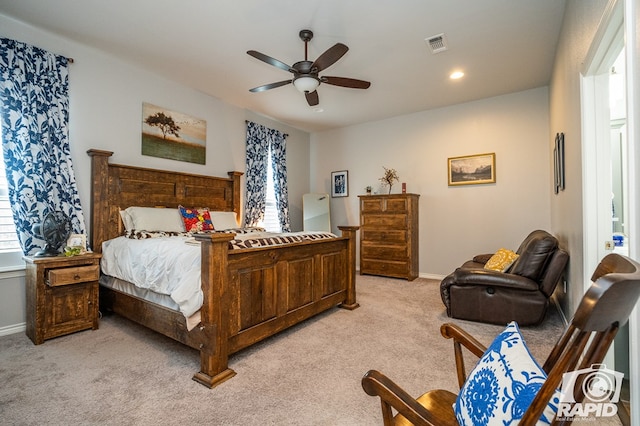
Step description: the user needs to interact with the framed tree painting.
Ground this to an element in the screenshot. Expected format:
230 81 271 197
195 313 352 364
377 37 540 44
331 170 349 197
141 102 207 164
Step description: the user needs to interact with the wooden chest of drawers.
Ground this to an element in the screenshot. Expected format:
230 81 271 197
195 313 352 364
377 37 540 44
24 253 101 344
359 193 419 280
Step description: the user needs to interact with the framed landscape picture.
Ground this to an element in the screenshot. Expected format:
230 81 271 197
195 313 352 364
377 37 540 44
331 170 349 197
142 102 207 164
448 153 496 186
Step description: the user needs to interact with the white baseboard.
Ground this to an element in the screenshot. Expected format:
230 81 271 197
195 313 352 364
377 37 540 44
356 268 445 281
0 322 25 337
551 296 569 327
420 272 446 280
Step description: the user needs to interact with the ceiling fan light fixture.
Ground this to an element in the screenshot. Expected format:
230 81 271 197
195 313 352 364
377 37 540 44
293 76 319 93
247 30 370 106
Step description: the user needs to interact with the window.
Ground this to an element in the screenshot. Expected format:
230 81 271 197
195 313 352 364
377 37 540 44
260 148 282 233
0 125 24 271
0 161 19 251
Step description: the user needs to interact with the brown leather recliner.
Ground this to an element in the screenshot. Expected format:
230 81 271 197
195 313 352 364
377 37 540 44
440 230 569 326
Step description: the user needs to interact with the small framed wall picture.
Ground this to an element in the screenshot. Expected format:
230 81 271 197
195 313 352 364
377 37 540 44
447 153 496 186
331 170 349 197
554 132 565 193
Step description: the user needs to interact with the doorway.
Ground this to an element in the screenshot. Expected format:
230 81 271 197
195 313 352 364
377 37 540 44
581 1 634 423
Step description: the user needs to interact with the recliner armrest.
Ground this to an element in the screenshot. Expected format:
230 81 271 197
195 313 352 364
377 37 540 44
451 268 540 291
472 253 494 264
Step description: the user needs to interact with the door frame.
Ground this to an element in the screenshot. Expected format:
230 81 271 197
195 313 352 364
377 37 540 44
581 0 623 291
581 0 639 421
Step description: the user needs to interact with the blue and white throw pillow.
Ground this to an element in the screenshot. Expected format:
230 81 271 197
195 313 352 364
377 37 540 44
455 322 559 425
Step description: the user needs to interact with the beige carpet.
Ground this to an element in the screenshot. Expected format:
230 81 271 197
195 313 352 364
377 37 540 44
0 275 615 425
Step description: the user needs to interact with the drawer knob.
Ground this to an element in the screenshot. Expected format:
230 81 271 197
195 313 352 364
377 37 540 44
74 274 81 280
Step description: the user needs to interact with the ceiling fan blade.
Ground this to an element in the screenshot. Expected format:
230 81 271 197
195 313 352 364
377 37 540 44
321 76 371 89
249 80 292 93
247 50 294 73
311 43 349 72
305 90 319 106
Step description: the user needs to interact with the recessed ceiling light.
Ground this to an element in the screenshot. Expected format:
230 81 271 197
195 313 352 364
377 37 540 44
450 71 465 80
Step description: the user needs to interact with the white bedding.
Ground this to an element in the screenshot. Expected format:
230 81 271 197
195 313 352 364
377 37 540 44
101 236 203 318
101 230 338 322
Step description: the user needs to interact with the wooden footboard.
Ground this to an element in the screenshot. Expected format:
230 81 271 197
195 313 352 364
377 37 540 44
88 149 359 388
193 226 358 387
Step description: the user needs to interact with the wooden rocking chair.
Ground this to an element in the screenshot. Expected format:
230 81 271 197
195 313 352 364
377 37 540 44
362 253 640 425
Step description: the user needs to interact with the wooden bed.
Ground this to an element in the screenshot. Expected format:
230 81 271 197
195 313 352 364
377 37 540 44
87 149 359 388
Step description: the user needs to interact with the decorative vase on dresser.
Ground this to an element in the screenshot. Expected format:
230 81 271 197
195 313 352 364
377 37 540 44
358 193 419 281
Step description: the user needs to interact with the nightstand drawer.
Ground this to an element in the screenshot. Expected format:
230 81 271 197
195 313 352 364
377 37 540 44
47 264 100 287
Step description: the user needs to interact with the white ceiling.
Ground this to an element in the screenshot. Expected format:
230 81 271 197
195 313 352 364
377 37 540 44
0 0 566 133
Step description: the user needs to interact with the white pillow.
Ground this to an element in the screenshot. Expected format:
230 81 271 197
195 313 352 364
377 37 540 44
210 211 238 230
124 207 185 232
119 210 134 231
455 321 559 425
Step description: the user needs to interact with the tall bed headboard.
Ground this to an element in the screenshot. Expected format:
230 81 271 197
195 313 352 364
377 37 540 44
87 149 242 253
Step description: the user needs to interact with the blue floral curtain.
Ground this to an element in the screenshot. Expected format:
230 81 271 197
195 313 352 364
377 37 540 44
0 38 87 255
269 129 290 232
244 121 290 231
244 122 269 227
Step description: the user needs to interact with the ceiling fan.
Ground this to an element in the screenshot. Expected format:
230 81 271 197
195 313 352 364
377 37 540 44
247 29 371 106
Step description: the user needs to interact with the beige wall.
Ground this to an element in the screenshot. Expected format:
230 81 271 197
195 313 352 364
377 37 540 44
548 0 611 314
0 272 25 335
311 87 552 277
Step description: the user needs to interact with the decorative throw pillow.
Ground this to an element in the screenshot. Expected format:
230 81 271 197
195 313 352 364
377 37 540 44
484 248 519 272
455 322 559 425
179 206 214 232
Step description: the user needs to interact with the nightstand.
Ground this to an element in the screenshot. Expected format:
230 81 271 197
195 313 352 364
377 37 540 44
24 252 101 344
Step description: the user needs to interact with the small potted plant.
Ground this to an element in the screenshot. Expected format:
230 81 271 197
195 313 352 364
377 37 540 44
379 167 399 194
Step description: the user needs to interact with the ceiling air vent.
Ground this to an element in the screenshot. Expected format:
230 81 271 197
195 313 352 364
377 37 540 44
425 33 448 54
